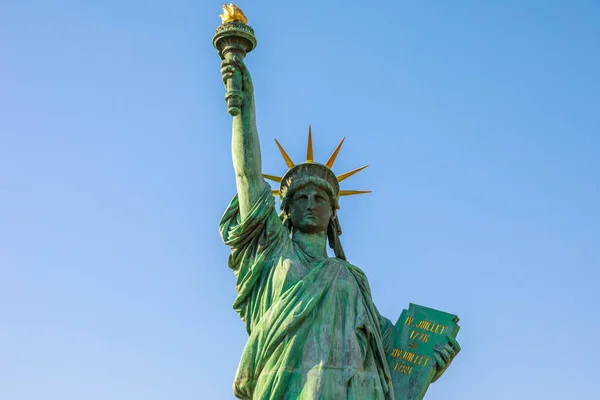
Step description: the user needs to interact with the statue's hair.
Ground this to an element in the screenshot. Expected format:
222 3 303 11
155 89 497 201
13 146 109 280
279 176 346 260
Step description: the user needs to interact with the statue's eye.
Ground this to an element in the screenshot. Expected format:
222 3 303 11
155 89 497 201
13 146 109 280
316 195 325 202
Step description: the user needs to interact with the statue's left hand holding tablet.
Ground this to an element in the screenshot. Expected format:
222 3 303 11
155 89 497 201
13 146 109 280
432 335 461 382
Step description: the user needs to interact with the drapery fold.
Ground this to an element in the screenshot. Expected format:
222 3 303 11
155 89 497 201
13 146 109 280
220 184 394 400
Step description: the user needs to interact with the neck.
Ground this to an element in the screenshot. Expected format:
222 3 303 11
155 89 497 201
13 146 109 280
292 229 328 259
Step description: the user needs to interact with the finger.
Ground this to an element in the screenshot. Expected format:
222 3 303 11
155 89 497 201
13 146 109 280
438 346 451 363
222 72 235 85
232 55 248 74
232 55 253 88
221 68 236 83
445 343 457 358
221 59 235 68
434 344 450 363
221 65 236 75
437 342 456 358
448 336 461 354
433 353 446 370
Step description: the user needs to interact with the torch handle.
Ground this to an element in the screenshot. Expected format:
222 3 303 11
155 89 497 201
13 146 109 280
223 49 246 117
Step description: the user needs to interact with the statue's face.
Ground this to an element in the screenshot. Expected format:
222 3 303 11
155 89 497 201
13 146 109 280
289 184 332 234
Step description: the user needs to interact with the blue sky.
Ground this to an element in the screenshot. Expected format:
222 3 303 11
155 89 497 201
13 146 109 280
1 1 599 399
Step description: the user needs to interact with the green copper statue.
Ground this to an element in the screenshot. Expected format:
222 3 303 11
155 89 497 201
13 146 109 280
214 5 460 399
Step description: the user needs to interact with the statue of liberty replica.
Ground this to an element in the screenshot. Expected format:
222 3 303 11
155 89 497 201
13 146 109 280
214 5 461 400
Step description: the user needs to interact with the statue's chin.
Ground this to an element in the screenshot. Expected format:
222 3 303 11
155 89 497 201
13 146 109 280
296 222 327 235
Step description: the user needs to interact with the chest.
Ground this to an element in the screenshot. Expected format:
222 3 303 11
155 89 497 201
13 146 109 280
273 255 310 294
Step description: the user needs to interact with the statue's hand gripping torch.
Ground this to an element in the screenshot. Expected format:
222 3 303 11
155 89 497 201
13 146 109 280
213 4 257 116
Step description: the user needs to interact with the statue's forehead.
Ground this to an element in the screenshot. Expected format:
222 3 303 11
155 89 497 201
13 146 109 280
294 183 329 197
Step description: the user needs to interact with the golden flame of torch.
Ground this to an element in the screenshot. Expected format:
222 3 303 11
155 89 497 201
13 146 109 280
219 3 248 24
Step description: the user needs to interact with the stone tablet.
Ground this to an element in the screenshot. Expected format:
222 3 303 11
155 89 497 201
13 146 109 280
387 303 460 400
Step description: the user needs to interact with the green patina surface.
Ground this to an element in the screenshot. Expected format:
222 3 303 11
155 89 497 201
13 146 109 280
213 7 460 399
219 186 394 399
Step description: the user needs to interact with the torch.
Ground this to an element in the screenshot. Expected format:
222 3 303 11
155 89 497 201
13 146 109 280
212 4 257 116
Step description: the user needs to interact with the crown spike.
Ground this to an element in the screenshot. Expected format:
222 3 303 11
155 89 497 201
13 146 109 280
263 174 282 183
306 125 314 162
339 190 372 196
274 138 294 168
271 190 280 196
325 137 346 169
337 165 369 182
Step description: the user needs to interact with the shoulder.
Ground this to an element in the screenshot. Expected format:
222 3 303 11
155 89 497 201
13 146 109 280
322 257 368 280
333 258 366 274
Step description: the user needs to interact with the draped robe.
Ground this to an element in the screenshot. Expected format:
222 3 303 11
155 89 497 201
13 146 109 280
219 183 395 400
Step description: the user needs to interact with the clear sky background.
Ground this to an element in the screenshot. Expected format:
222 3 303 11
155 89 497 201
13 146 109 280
1 1 599 399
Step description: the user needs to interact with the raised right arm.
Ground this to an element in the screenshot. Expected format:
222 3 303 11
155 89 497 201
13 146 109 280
221 56 266 219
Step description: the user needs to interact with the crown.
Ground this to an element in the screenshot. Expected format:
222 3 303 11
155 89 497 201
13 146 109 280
263 126 371 200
